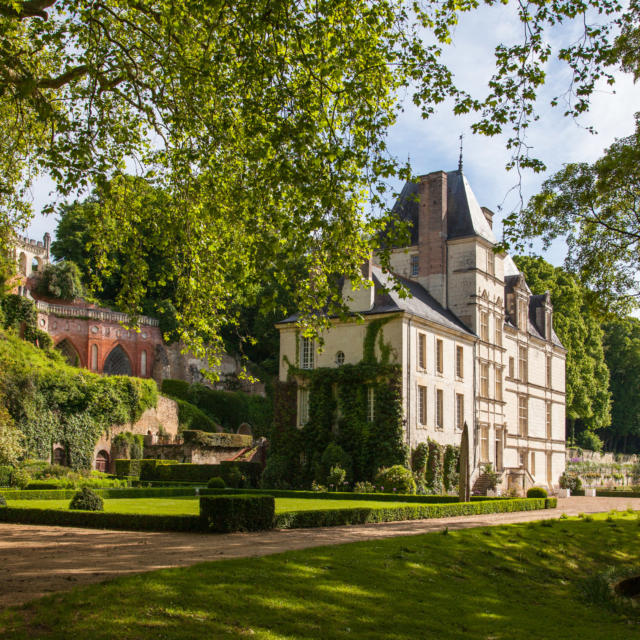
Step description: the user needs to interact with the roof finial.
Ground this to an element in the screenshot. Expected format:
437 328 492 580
458 133 464 173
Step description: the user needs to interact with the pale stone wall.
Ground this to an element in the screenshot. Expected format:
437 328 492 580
387 246 418 278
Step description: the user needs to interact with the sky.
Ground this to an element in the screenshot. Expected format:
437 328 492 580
24 4 640 271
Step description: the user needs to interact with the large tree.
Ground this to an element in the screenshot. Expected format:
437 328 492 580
507 114 640 314
0 0 633 364
601 317 640 452
514 256 611 441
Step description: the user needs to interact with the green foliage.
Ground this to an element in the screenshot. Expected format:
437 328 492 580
510 117 640 313
112 432 145 459
0 295 43 346
161 379 271 437
363 318 393 364
275 498 553 529
174 398 219 432
601 317 640 452
577 430 603 453
207 477 226 489
0 495 5 507
353 481 376 494
114 459 142 478
559 472 583 492
514 256 611 436
138 460 261 487
69 487 104 511
181 430 252 449
327 465 347 489
411 443 429 475
482 463 501 491
262 454 296 490
0 405 24 465
320 443 352 483
443 445 460 493
199 495 275 533
0 465 11 486
224 466 244 489
0 330 157 469
527 487 548 498
425 439 444 494
375 465 416 495
35 261 84 300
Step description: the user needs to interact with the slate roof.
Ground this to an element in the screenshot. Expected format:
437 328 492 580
278 265 475 338
529 293 564 348
383 170 497 247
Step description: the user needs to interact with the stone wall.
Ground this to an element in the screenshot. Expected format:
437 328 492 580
143 443 248 465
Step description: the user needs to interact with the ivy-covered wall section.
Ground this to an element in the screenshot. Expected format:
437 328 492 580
268 318 406 488
0 326 157 470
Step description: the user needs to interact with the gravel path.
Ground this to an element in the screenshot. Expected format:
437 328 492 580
1 496 637 609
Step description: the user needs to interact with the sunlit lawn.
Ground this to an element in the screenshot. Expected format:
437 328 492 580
6 497 420 515
1 511 639 639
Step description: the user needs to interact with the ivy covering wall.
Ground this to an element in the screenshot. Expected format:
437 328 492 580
268 317 406 488
0 328 157 469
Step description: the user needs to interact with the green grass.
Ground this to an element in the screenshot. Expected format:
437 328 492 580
1 512 639 639
6 497 420 515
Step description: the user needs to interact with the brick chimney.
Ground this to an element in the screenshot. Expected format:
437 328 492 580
417 171 448 307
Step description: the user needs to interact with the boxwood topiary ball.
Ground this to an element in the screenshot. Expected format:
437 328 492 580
69 487 104 511
526 487 548 499
207 476 226 489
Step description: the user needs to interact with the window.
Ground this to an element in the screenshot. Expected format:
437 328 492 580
456 346 464 379
91 344 98 371
495 367 503 402
546 355 552 388
299 389 309 426
530 452 536 476
335 351 345 366
456 393 464 429
480 426 489 462
518 395 528 436
509 357 515 379
495 321 503 347
418 385 427 426
518 345 528 383
436 339 443 374
546 453 553 483
410 255 419 277
418 332 427 370
480 311 489 341
518 299 528 330
519 450 526 468
436 389 443 429
300 337 314 369
367 387 375 422
140 350 147 377
487 249 495 276
546 402 552 439
480 363 489 398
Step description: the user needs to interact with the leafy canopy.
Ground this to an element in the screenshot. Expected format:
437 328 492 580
0 0 633 359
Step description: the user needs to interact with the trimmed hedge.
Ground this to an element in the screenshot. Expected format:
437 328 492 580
174 398 219 432
200 495 275 533
0 487 201 500
593 489 640 498
139 460 261 487
274 498 555 529
115 459 142 478
0 507 204 532
139 459 177 480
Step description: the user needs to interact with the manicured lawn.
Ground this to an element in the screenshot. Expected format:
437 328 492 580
1 512 639 639
6 497 420 515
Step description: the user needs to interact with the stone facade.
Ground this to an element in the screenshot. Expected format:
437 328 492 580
277 168 567 491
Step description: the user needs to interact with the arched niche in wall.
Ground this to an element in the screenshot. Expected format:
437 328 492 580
31 256 42 273
103 344 132 376
55 339 81 367
18 252 27 275
91 344 98 370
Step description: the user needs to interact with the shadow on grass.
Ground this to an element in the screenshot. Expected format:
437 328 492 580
1 514 639 640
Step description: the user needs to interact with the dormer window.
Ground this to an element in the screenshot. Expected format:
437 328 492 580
487 250 495 277
518 298 528 331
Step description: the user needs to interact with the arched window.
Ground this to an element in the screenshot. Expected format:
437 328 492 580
335 351 345 366
103 345 132 376
53 448 67 467
91 344 98 370
140 350 147 376
31 256 41 273
55 339 80 367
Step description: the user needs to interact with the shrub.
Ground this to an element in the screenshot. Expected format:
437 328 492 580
327 465 346 489
199 495 275 532
262 454 293 489
0 495 6 507
353 481 376 494
425 440 443 494
320 443 352 481
482 463 501 491
69 487 104 511
11 468 31 489
35 261 84 300
527 487 548 498
375 465 416 494
207 476 226 489
411 442 429 475
559 473 582 492
577 430 603 453
225 466 244 488
0 465 12 487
